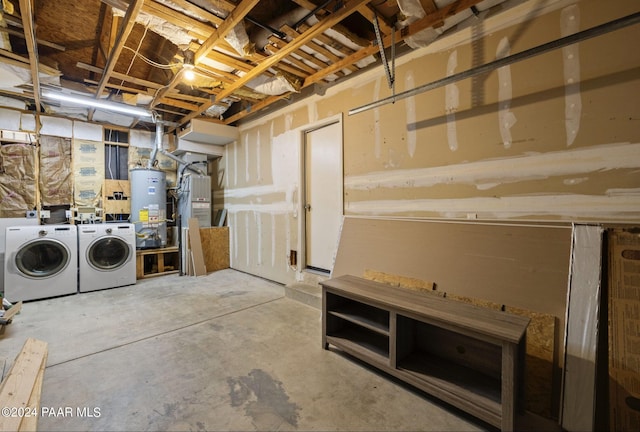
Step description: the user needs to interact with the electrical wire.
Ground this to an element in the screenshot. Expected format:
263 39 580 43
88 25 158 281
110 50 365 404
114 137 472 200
121 45 177 70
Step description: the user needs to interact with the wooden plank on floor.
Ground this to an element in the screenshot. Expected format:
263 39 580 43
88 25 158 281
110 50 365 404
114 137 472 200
18 348 47 432
0 301 23 324
188 218 207 276
0 338 48 432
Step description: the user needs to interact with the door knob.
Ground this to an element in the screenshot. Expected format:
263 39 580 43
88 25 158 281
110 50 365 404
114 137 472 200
304 203 311 211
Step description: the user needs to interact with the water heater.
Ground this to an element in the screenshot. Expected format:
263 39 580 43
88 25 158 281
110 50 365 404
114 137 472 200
130 168 167 249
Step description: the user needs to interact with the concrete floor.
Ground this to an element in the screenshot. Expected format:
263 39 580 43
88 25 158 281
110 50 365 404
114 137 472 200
2 269 502 431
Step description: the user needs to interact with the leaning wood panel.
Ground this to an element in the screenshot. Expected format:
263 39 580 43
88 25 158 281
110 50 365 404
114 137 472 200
0 338 48 432
200 227 230 272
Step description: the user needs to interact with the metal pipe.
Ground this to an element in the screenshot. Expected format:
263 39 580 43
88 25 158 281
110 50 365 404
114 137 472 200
293 0 333 30
245 15 286 39
349 11 640 116
150 113 206 175
148 114 162 168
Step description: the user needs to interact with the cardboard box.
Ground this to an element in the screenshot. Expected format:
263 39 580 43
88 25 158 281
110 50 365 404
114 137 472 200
608 229 640 431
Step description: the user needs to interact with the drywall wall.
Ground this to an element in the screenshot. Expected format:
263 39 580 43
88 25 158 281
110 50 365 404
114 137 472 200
216 0 639 285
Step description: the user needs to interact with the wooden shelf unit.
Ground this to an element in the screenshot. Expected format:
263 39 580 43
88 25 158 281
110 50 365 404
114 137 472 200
136 246 179 279
321 275 530 431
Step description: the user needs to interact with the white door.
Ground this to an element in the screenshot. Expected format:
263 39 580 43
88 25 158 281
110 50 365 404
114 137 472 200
304 121 343 273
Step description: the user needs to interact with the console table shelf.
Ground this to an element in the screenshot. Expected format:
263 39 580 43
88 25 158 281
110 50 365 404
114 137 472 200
321 275 529 431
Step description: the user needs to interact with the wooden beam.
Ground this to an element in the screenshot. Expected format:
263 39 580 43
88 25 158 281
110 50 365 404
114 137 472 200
303 0 486 87
150 68 187 108
0 27 66 51
0 48 60 76
195 0 260 64
166 0 225 26
357 4 393 35
179 0 373 126
281 25 358 73
19 0 41 111
420 0 446 27
0 338 48 432
94 0 144 99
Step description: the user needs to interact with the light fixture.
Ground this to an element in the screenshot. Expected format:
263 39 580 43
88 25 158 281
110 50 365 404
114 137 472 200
183 64 195 81
41 90 153 118
183 50 196 81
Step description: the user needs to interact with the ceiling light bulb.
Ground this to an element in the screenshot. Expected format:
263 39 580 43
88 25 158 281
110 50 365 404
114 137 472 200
183 66 195 81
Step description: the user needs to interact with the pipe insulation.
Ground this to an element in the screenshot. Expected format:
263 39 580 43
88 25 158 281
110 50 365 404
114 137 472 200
348 11 640 116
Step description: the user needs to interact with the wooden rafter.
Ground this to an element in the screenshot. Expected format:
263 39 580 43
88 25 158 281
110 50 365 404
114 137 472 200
179 0 373 126
0 27 65 51
223 0 486 125
19 0 41 111
303 0 487 88
94 0 144 100
195 0 261 64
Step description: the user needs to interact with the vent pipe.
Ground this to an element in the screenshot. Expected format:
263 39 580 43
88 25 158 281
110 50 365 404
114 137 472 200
149 113 206 175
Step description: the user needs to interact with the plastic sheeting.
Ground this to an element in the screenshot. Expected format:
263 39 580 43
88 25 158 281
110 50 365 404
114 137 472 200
39 135 73 206
0 143 37 217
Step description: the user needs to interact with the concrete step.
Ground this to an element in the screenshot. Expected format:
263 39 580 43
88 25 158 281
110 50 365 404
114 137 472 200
285 283 322 309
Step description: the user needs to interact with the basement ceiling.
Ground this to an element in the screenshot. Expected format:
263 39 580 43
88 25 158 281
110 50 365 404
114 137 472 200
0 0 511 130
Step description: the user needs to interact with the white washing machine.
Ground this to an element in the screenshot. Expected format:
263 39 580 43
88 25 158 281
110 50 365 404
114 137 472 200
78 223 136 292
4 225 78 302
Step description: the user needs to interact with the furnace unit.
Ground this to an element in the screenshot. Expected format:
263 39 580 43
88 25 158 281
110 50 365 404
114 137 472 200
178 174 211 228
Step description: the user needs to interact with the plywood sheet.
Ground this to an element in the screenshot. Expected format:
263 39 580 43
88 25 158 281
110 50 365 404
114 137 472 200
200 227 230 272
103 179 131 214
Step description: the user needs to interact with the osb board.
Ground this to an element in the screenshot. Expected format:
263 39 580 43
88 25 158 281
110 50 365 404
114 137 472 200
363 269 435 293
103 179 131 214
200 227 230 272
608 229 640 431
334 217 572 419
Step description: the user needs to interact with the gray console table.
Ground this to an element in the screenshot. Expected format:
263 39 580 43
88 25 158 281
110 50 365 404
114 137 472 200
321 275 530 431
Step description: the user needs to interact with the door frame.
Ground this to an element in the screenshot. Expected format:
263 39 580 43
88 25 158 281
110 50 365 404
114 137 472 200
297 113 344 276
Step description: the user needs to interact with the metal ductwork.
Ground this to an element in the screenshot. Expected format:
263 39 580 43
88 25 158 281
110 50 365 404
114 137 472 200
148 113 206 176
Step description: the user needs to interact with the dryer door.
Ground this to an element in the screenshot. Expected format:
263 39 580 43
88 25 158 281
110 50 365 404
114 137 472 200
15 239 70 278
87 236 131 271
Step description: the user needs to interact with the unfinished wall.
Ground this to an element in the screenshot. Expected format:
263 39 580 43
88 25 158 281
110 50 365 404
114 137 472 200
218 0 640 285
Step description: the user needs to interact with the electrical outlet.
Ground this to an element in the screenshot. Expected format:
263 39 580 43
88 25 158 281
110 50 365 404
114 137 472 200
65 210 72 218
26 210 37 218
40 210 51 219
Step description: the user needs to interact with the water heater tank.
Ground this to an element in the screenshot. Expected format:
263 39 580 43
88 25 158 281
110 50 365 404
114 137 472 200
130 168 167 249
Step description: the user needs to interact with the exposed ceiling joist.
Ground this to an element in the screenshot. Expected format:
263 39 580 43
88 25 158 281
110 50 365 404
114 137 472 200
18 0 40 112
0 0 524 129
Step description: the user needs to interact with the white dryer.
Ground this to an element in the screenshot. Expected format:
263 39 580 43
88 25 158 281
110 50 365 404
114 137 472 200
78 223 136 292
4 225 78 302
